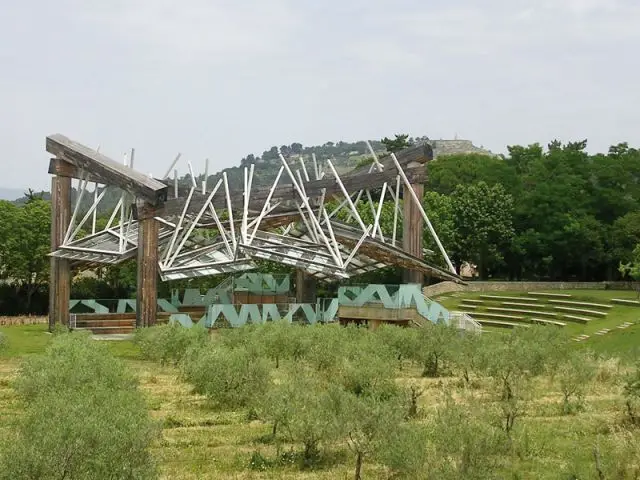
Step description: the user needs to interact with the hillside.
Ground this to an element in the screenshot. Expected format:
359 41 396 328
16 136 491 214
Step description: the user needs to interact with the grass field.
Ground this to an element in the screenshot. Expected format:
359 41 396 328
1 291 640 479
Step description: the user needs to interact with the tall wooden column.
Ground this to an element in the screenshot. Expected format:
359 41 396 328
296 269 316 304
136 212 159 328
49 174 71 330
402 175 425 285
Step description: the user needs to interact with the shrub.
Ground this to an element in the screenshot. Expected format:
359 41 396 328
13 331 137 401
557 350 595 414
0 331 7 353
134 323 209 365
377 423 430 478
0 332 158 479
269 371 344 467
181 345 270 409
623 362 640 426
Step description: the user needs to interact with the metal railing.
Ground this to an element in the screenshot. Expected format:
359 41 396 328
449 311 483 333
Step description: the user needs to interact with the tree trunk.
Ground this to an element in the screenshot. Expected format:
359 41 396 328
354 452 363 480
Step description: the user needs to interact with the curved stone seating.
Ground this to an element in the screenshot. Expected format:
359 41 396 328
528 292 571 298
611 298 640 306
466 312 522 320
562 314 590 324
530 318 566 327
548 299 611 309
464 299 484 304
502 302 547 309
477 319 529 328
481 295 539 302
552 306 608 317
487 307 557 317
459 304 479 309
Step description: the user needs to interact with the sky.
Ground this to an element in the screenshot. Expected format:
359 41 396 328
1 0 639 191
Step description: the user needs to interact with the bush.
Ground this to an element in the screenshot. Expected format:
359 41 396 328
134 323 209 365
0 332 158 479
13 331 137 401
181 345 270 409
0 331 7 353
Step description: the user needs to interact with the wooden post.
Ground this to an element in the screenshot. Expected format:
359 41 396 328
136 210 159 328
402 176 424 285
296 269 316 304
49 174 71 330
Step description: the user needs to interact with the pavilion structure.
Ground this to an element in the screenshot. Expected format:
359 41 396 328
46 134 462 330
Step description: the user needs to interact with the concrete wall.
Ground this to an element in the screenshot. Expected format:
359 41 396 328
423 281 634 298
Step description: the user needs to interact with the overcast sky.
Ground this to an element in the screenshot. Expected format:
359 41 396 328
1 0 638 191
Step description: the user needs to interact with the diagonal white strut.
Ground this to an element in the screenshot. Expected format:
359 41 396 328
390 153 455 274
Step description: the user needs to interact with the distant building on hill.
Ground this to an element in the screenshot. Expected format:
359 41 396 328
428 139 495 159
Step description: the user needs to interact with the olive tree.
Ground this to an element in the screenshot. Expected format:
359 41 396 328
0 332 158 480
557 350 596 414
181 344 270 409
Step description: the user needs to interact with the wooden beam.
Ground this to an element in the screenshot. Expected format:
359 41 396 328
48 158 105 184
402 180 425 284
46 134 168 206
136 205 159 328
49 175 71 330
296 269 317 303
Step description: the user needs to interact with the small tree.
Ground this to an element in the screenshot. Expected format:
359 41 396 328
277 371 343 467
381 134 412 153
557 350 595 414
377 423 430 478
426 398 499 478
623 362 640 426
343 392 403 480
484 327 556 435
0 332 157 479
618 244 640 298
181 345 270 409
135 323 209 366
413 322 459 377
259 320 295 368
455 330 490 388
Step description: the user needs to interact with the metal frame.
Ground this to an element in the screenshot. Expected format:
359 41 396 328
49 140 462 284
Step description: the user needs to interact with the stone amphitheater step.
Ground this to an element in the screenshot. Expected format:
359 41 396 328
502 302 548 309
477 319 530 328
480 295 540 302
460 311 525 321
594 329 611 336
573 334 590 342
548 299 612 309
617 322 634 329
562 314 590 324
463 299 485 304
487 307 557 317
528 292 572 298
459 304 478 309
611 298 640 306
530 318 566 327
552 306 608 317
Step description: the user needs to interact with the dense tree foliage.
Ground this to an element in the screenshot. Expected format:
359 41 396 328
426 140 640 280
